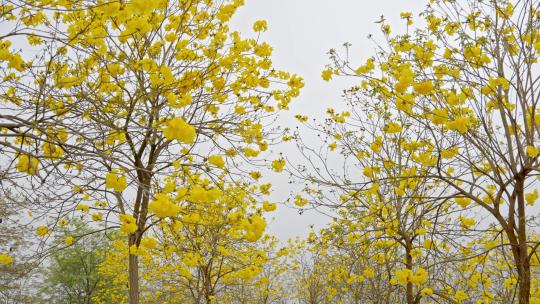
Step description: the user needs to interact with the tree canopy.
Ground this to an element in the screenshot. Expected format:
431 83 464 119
2 0 540 303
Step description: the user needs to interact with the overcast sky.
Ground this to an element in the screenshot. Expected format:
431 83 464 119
230 0 427 241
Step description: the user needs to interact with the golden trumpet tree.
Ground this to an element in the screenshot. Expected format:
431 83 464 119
92 193 289 304
292 101 459 303
319 0 540 302
0 1 302 303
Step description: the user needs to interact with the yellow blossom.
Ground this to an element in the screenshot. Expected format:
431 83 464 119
321 69 333 81
454 290 469 303
253 20 268 32
15 155 39 175
119 214 138 234
526 145 539 158
262 201 277 212
526 189 538 206
105 171 127 192
459 216 476 229
92 212 103 221
370 136 382 152
446 116 472 133
149 193 181 218
294 195 308 207
64 236 74 245
0 254 14 264
208 155 225 168
383 122 403 134
455 197 471 208
36 226 49 237
441 146 459 159
76 204 90 213
271 159 286 172
394 268 412 285
163 117 196 144
413 80 434 95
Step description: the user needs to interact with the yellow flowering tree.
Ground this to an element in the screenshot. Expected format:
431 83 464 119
0 1 302 303
292 101 461 303
320 0 540 303
93 202 291 304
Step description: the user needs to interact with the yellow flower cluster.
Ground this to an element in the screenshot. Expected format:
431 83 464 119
36 226 49 237
188 186 221 204
119 214 137 234
208 155 225 169
105 171 127 192
163 117 196 144
392 267 428 286
15 155 39 175
0 40 25 72
0 253 14 264
241 214 266 242
271 159 286 172
148 193 181 218
64 236 74 245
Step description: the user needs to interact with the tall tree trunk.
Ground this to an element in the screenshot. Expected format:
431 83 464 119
518 259 531 304
127 168 151 304
516 176 530 304
128 236 140 304
405 241 414 304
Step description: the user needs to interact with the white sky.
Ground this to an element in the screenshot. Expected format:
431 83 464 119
230 0 427 241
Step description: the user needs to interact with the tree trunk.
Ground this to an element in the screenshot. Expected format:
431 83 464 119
518 260 531 304
405 242 414 304
128 236 140 304
516 176 530 304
